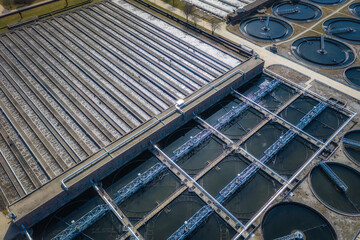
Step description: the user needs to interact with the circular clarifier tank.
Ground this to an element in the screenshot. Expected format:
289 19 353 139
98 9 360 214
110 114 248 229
272 1 322 22
291 36 355 68
262 202 337 240
310 162 360 215
323 18 360 44
344 66 360 88
343 130 360 165
308 0 345 5
240 16 293 42
349 2 360 18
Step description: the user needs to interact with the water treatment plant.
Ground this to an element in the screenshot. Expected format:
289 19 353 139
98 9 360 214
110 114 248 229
0 0 360 239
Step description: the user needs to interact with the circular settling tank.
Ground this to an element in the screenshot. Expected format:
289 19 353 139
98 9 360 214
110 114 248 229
240 16 293 42
310 162 360 214
345 66 360 88
323 18 360 44
309 0 345 5
343 130 360 165
291 36 355 68
349 2 360 18
272 1 322 22
262 202 337 240
151 194 203 239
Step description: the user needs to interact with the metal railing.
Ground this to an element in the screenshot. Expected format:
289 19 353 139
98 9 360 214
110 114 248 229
233 107 356 240
168 101 327 240
61 68 249 190
54 75 276 240
276 7 299 15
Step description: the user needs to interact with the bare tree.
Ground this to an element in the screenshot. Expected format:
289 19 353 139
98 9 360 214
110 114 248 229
191 13 199 26
210 17 220 34
183 3 194 23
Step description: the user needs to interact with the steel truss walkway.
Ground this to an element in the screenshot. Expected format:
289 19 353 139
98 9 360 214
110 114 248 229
231 89 324 147
319 161 348 192
92 181 143 240
195 115 289 185
168 101 327 240
51 79 281 240
343 138 360 149
274 231 304 240
327 27 354 34
152 146 244 231
276 7 299 15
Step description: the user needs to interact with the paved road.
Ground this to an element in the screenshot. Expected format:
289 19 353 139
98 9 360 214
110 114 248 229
149 0 360 100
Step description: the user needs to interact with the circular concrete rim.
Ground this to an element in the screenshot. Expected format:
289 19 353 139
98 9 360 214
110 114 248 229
349 3 360 19
272 1 323 22
342 129 360 167
239 16 294 43
323 18 360 45
260 201 338 240
290 36 356 69
307 0 346 6
308 161 360 216
343 66 360 90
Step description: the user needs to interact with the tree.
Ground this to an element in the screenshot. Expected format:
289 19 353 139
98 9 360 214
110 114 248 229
183 3 194 23
210 17 220 35
191 13 199 26
2 0 12 9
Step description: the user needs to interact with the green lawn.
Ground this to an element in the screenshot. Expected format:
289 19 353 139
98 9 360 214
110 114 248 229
0 0 44 10
0 0 98 31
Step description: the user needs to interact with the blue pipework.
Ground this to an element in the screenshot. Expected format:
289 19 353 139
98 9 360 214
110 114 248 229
168 101 327 240
51 78 281 240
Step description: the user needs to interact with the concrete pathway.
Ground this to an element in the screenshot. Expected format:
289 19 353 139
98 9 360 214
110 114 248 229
148 0 360 101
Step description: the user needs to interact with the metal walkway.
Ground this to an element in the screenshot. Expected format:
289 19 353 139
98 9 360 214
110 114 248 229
51 79 281 240
168 101 327 240
196 115 288 185
92 181 143 240
319 161 348 192
274 231 304 240
327 27 354 34
232 89 324 147
276 7 299 15
343 137 360 149
152 146 244 231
